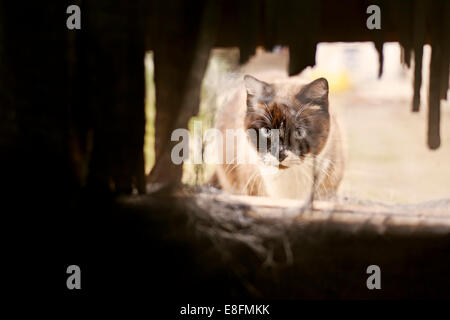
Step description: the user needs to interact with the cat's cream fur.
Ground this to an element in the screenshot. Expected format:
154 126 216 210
212 59 344 200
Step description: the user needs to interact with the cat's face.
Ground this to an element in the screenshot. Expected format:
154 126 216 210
244 75 330 168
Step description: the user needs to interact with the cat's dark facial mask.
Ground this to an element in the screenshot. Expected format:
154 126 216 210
244 75 330 168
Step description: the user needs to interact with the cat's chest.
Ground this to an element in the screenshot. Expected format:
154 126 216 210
260 165 314 200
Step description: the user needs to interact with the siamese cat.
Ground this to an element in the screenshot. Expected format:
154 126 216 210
213 72 344 200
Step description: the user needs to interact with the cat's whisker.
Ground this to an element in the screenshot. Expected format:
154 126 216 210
257 172 265 194
262 102 273 121
247 111 272 125
249 119 269 127
311 154 338 171
223 162 241 175
296 114 324 123
301 156 333 192
242 170 260 193
294 105 308 120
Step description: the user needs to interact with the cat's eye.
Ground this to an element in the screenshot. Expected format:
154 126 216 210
297 127 307 139
260 127 271 138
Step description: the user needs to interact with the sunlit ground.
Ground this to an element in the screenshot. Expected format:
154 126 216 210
311 43 450 204
335 89 450 204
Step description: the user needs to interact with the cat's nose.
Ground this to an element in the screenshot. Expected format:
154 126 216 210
279 149 288 162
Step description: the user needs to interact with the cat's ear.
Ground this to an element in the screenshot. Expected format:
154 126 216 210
296 78 329 107
244 75 274 107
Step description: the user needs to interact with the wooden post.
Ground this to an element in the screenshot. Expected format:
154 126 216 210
149 0 219 185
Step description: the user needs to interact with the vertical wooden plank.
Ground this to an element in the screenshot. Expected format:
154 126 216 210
84 0 147 194
149 0 219 185
427 0 444 150
428 44 441 149
439 0 450 102
412 0 426 112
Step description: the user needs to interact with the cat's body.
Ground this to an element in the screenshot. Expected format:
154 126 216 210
213 68 344 200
